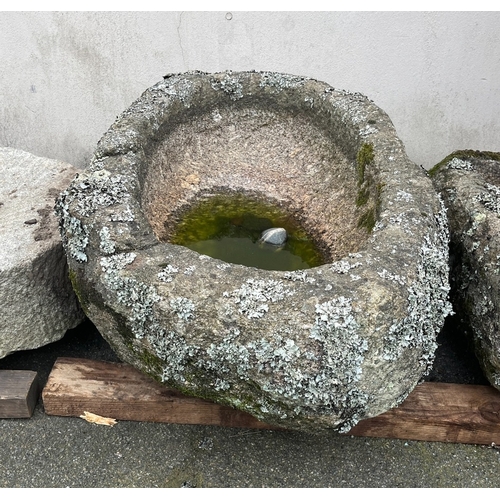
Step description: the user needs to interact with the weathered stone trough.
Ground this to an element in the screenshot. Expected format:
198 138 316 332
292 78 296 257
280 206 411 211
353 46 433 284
56 71 451 432
431 151 500 391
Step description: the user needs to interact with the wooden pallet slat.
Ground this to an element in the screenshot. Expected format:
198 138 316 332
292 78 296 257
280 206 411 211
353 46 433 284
41 357 500 445
0 370 40 418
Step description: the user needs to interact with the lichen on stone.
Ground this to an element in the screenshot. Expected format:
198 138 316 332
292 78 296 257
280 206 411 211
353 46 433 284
259 72 309 92
153 327 200 384
192 300 369 430
465 212 487 238
99 226 116 255
248 335 302 374
427 150 500 177
63 170 130 218
448 157 474 171
100 252 136 271
474 183 500 214
359 124 377 138
169 297 195 321
224 278 296 319
431 151 500 390
210 72 244 100
158 264 179 283
333 92 372 126
395 190 414 203
109 205 135 223
211 109 222 122
282 270 316 283
377 268 406 286
306 296 370 432
158 75 194 104
382 199 452 373
330 260 362 274
183 265 196 275
100 253 163 339
57 211 89 263
304 96 314 108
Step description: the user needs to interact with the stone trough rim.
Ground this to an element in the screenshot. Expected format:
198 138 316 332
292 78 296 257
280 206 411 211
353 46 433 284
57 70 452 432
84 70 424 273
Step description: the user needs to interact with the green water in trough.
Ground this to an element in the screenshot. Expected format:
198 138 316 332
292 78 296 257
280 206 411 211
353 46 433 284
170 194 326 271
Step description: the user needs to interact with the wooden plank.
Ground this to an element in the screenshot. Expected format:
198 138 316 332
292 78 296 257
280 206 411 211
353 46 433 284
0 370 40 418
348 382 500 445
42 357 277 430
41 357 500 445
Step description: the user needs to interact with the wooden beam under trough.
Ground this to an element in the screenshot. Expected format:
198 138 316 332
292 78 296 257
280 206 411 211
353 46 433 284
42 357 277 430
42 357 500 445
349 382 500 445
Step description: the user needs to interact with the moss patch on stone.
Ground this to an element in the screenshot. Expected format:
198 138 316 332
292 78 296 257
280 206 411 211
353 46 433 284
356 143 374 186
68 268 90 315
357 208 376 232
355 144 380 232
139 349 164 380
356 186 370 207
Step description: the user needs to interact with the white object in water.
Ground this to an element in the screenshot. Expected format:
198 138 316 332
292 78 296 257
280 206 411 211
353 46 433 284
259 227 287 246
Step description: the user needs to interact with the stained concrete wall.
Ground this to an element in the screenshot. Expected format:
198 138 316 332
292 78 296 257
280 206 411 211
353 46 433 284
1 11 499 170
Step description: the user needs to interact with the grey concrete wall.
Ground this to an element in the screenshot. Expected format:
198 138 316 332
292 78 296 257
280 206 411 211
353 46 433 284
1 11 499 169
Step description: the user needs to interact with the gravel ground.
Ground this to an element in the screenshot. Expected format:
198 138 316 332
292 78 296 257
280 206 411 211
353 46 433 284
0 318 499 488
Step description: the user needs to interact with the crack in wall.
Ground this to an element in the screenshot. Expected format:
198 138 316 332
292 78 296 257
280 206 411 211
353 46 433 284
176 12 187 70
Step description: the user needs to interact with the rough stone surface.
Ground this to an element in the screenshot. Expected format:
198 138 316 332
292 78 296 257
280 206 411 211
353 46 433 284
431 150 500 390
259 228 287 246
56 71 451 432
0 148 85 358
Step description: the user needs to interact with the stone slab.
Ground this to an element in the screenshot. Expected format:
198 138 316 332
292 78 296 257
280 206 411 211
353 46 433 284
0 148 85 358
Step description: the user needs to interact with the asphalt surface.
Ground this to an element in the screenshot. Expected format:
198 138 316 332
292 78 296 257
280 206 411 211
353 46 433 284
1 318 500 488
